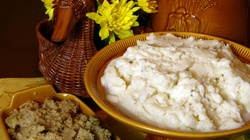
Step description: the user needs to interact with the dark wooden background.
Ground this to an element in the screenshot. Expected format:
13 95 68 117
0 0 46 77
0 0 249 78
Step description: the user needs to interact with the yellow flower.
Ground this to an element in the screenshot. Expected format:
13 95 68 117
86 0 140 44
137 0 158 13
41 0 55 20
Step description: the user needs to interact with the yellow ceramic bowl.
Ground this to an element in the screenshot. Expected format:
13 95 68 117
84 32 250 139
0 85 117 140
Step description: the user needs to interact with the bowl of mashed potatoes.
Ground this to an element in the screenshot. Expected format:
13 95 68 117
0 85 116 140
84 32 250 139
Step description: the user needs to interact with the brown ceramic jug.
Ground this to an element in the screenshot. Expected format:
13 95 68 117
152 0 249 47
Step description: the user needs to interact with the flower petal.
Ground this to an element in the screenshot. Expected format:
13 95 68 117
87 0 140 41
41 0 55 20
115 29 134 39
109 32 116 44
137 0 158 13
99 25 110 40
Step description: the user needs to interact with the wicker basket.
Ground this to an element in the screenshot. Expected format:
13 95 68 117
36 17 97 97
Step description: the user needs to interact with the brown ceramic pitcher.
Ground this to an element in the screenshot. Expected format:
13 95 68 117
152 0 249 47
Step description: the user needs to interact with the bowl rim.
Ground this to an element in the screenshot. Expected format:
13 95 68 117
84 31 250 138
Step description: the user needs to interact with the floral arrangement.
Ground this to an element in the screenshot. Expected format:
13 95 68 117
41 0 55 20
87 0 158 44
41 0 158 44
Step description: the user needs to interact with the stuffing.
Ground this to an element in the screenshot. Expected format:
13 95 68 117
5 98 111 140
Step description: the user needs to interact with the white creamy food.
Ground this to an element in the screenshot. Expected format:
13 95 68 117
101 33 250 132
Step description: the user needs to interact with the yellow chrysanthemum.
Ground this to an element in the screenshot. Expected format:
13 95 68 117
86 0 140 44
137 0 158 13
41 0 55 20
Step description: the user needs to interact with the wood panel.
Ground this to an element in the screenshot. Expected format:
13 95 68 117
0 0 46 77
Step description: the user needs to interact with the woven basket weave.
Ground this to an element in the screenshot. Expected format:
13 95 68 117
36 17 97 97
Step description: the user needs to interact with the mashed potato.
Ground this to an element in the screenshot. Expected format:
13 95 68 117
101 33 250 132
5 98 111 140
